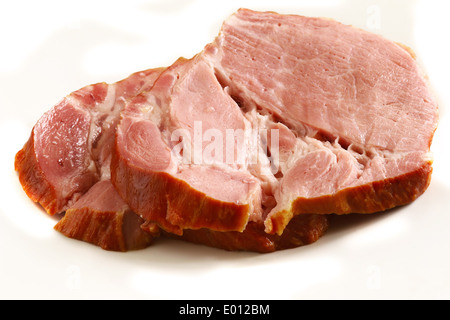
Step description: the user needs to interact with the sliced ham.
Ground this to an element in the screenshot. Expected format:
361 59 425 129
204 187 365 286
15 9 438 252
112 57 263 235
113 9 437 237
15 68 165 251
15 68 164 215
203 9 438 234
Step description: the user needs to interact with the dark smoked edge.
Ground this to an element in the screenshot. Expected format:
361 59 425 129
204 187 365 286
110 128 251 236
171 213 328 253
267 160 433 235
54 206 155 252
14 128 59 215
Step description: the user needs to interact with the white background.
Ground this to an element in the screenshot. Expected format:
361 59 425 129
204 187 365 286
0 0 449 300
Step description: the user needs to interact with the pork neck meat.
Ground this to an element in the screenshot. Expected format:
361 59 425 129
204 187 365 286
203 9 438 235
15 9 438 252
112 9 437 237
15 68 165 250
15 68 164 215
112 56 265 235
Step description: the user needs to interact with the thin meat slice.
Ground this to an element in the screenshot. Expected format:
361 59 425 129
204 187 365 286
15 68 164 215
54 180 157 251
15 68 165 251
204 9 439 234
207 9 437 152
112 56 263 235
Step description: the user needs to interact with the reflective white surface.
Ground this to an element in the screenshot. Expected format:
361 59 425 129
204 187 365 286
1 0 449 299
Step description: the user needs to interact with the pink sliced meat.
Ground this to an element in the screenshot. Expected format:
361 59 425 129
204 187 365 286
15 9 438 252
15 68 165 215
112 57 263 235
15 68 165 251
204 9 438 234
112 9 437 239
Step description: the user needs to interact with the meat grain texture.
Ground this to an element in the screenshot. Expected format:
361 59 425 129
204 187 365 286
15 9 438 253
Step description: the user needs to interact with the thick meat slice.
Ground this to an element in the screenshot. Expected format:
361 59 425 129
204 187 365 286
112 57 263 235
15 68 165 251
15 68 164 215
204 9 439 234
15 96 97 215
54 180 157 251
